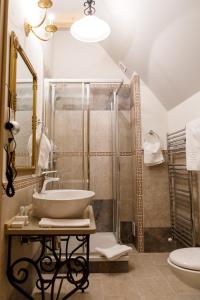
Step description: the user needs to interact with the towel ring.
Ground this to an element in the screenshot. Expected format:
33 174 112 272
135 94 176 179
145 130 160 139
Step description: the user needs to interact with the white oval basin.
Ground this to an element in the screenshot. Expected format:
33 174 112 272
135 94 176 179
32 189 95 219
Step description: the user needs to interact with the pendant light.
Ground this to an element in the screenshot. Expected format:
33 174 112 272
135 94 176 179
70 0 111 43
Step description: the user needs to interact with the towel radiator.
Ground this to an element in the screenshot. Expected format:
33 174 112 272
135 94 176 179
167 128 196 247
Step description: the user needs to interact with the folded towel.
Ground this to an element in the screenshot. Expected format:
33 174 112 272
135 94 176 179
143 132 164 166
39 218 90 228
95 244 132 260
186 118 200 170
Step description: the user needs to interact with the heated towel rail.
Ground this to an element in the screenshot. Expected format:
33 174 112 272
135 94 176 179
167 128 196 247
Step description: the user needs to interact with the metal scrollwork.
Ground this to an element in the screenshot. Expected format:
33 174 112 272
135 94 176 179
84 0 96 15
7 257 45 300
66 236 89 290
7 234 90 300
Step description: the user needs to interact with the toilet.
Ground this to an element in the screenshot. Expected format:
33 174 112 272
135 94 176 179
168 248 200 289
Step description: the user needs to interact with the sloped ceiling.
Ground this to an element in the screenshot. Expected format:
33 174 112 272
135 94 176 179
50 0 200 110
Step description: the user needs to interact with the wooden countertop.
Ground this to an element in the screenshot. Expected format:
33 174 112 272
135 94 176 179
5 206 96 236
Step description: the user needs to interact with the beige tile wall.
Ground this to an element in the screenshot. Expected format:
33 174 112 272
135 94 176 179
54 110 114 199
90 156 113 200
120 156 134 221
90 111 112 152
143 163 170 228
54 111 83 152
118 106 134 223
119 111 132 153
55 156 83 189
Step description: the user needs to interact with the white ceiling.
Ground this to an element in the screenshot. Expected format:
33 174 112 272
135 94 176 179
50 0 200 110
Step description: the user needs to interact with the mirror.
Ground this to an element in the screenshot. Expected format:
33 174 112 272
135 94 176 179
9 31 37 174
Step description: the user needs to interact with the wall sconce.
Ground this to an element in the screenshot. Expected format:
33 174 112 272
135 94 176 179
24 0 57 42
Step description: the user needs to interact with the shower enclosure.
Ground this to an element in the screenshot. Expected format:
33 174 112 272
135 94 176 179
44 79 131 246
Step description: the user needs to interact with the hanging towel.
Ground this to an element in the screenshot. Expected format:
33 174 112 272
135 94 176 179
38 133 52 169
27 130 42 156
27 132 52 169
143 131 164 166
186 118 200 170
95 244 132 260
39 218 90 228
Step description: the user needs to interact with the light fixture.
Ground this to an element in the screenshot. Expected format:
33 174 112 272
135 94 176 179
70 0 111 43
24 0 57 42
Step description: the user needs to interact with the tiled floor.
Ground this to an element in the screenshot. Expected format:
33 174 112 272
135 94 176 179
33 251 200 300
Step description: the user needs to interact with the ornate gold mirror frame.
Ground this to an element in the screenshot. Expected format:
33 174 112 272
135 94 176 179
9 31 37 174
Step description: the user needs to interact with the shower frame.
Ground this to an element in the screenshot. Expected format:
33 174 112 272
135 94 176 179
44 79 123 243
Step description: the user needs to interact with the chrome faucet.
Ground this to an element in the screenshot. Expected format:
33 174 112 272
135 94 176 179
40 171 60 193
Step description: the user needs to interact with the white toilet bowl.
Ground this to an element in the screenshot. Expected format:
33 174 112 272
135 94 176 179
168 247 200 289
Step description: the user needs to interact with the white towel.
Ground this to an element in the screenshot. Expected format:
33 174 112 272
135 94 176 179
27 130 42 157
95 244 132 260
186 118 200 170
27 132 52 169
143 132 164 166
39 218 90 228
38 133 52 169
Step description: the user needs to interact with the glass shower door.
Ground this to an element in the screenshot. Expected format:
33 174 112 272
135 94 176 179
51 83 87 190
48 81 123 243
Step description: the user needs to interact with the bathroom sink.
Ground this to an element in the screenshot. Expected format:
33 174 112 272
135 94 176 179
32 189 95 219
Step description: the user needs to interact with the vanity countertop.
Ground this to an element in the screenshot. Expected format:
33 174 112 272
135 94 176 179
5 205 96 236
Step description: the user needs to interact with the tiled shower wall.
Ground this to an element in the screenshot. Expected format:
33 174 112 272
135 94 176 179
52 84 134 236
90 107 113 232
130 75 144 252
131 75 172 252
117 90 134 243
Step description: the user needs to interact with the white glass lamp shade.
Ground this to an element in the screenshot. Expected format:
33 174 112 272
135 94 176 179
70 15 111 43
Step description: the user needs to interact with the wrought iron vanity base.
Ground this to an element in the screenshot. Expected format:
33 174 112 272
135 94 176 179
7 235 90 300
